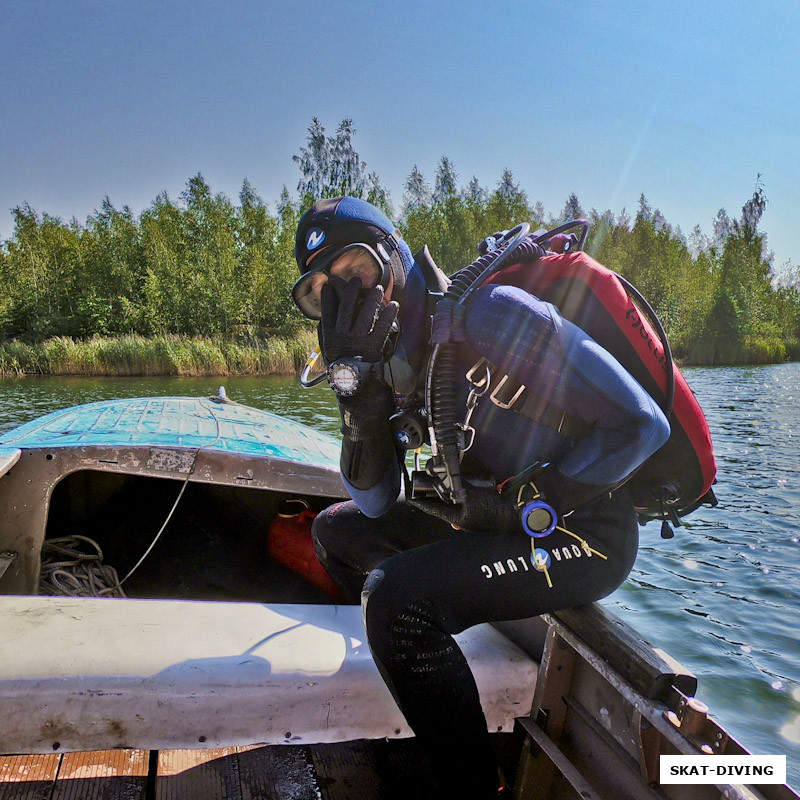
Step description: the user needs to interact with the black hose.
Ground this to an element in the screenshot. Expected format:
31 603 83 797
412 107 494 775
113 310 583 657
531 219 591 250
425 223 530 503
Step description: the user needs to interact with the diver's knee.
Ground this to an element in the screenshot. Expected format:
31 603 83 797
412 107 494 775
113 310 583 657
361 557 426 636
361 562 409 638
311 501 350 552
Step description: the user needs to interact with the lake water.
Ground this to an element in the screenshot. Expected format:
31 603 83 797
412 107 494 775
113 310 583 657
1 365 798 786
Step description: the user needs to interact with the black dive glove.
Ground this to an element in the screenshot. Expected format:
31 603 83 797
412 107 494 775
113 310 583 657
408 482 521 532
319 275 399 364
317 276 400 490
408 466 610 533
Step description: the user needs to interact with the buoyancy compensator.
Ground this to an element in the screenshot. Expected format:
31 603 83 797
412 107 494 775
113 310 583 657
412 219 717 532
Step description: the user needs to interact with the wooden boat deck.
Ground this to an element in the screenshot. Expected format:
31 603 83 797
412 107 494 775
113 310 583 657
0 739 441 800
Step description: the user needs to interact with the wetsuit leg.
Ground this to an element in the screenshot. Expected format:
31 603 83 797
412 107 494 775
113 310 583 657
315 490 638 798
312 499 456 603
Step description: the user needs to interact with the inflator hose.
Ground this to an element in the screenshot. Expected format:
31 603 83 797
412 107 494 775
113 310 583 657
425 223 531 503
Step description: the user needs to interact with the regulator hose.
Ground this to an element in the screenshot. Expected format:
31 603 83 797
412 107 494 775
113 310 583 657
425 223 531 503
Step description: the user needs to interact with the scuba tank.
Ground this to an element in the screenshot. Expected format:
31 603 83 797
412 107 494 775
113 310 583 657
489 244 717 529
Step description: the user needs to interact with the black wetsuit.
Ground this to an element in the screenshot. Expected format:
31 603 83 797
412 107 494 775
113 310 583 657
315 275 668 798
314 489 638 798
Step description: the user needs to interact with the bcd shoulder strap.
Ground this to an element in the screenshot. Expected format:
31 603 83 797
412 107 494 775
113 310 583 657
466 356 591 440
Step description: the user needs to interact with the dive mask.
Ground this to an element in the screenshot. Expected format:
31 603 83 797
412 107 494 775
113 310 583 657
292 240 394 320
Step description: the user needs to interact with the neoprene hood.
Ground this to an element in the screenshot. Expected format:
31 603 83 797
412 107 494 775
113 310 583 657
294 197 414 297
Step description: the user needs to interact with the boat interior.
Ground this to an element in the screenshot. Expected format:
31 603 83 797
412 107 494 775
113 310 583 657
0 439 796 800
42 469 339 604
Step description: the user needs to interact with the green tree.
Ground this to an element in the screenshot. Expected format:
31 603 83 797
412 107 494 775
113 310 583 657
402 165 432 214
264 187 305 335
140 191 192 334
236 179 279 334
2 205 85 339
293 117 392 215
560 193 585 223
484 169 531 243
80 198 145 335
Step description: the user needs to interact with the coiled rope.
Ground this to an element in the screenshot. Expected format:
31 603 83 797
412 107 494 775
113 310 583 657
39 535 126 597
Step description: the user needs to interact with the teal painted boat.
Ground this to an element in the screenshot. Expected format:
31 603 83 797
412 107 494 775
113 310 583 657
0 393 795 800
0 393 341 465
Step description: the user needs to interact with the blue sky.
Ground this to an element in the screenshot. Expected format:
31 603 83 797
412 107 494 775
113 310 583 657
2 0 799 267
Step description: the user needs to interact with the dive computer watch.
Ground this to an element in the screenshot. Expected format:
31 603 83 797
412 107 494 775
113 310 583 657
326 357 381 397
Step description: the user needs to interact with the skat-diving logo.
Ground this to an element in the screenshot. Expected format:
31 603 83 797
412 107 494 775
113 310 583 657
306 227 325 250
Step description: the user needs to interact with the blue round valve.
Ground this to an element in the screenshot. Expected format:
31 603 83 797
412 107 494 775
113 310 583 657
521 499 557 538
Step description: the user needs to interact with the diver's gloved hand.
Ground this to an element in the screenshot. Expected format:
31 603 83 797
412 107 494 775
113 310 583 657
408 483 520 532
320 275 399 364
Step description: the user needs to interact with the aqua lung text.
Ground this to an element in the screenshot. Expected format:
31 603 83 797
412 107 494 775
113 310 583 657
481 543 592 579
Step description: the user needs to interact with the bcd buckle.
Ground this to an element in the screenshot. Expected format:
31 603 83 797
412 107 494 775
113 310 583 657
466 357 528 411
490 374 526 410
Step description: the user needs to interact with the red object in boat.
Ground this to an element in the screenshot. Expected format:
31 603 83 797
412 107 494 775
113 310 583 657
267 500 344 602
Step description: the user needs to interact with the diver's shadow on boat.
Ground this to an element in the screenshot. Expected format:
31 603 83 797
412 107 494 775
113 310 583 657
150 603 373 688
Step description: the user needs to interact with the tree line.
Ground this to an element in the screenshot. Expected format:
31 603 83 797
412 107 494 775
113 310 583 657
1 117 798 365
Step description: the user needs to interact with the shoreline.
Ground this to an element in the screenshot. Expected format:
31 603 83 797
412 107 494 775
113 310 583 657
0 332 318 378
0 332 797 377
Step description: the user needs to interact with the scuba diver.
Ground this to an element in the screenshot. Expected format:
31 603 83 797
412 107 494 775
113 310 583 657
291 196 670 799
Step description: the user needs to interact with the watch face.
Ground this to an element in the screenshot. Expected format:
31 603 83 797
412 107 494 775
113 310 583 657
329 363 360 395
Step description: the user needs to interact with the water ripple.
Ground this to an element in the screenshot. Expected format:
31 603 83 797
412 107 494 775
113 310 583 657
606 363 800 785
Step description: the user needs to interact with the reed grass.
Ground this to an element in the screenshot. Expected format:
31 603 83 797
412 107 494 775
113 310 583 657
0 331 318 377
2 330 795 377
682 335 800 366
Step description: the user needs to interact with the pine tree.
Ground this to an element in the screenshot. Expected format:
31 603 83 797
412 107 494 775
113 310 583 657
366 171 393 217
636 194 653 222
560 193 585 222
402 165 432 213
711 208 732 250
293 118 329 201
292 117 390 210
433 156 458 204
652 208 669 233
738 174 767 234
688 224 709 258
329 118 367 198
463 176 488 205
485 169 530 241
496 168 527 202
